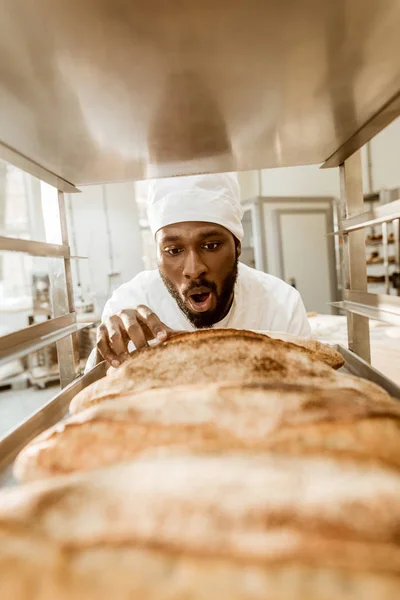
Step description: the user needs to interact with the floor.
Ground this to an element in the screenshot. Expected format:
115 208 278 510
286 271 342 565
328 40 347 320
0 384 60 439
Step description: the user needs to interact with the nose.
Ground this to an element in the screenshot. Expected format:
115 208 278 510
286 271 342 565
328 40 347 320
182 250 207 280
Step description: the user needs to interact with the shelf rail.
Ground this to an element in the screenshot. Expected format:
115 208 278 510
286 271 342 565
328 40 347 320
0 314 91 368
0 236 70 258
331 291 400 327
333 159 400 360
0 187 87 387
332 197 400 234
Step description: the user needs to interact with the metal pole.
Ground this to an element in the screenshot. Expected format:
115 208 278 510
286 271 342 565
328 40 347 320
382 222 390 295
49 191 80 387
393 218 400 296
339 151 371 362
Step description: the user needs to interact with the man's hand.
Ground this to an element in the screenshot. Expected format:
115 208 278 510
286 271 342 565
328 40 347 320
96 305 174 367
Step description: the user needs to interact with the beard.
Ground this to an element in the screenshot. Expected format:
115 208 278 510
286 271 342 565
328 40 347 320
160 257 239 328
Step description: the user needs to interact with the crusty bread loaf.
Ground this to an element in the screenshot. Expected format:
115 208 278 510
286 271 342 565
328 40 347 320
70 333 354 414
165 328 345 369
3 453 400 599
16 382 400 481
258 330 345 369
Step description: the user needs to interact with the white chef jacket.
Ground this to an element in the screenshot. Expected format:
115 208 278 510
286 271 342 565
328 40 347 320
85 262 311 371
102 262 311 337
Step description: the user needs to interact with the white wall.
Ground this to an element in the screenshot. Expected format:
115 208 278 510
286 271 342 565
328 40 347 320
365 118 400 191
261 165 340 198
66 182 144 315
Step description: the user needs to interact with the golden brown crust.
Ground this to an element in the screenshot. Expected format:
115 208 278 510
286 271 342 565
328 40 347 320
16 382 400 482
2 529 400 599
165 328 345 369
5 453 400 597
5 454 400 595
71 334 354 414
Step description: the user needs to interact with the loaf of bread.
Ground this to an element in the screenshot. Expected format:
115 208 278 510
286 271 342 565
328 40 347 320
16 381 399 482
165 328 345 369
70 331 350 413
3 453 400 599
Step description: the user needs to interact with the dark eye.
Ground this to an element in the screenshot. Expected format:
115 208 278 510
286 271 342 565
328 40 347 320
203 242 220 251
165 247 183 256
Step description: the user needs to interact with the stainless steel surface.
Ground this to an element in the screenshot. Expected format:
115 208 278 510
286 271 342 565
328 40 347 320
322 91 400 169
382 222 390 294
394 218 400 296
0 142 79 193
0 314 91 367
50 191 80 388
332 300 400 326
344 289 400 312
337 344 400 400
242 198 268 272
333 198 400 234
0 361 107 485
339 152 371 362
1 0 400 184
0 235 70 258
332 289 400 326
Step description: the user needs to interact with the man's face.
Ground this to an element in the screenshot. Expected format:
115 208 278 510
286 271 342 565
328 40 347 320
156 222 240 328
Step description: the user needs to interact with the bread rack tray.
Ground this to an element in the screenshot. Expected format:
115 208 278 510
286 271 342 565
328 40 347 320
0 345 399 488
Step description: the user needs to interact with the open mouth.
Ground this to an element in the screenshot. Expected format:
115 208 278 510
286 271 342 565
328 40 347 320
187 288 214 312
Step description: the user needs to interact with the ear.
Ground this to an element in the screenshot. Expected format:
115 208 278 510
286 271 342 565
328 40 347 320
236 240 242 258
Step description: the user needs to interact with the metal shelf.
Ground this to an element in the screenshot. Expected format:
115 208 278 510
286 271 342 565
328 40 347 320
334 199 400 234
1 2 400 184
0 314 92 368
332 290 400 327
0 236 70 258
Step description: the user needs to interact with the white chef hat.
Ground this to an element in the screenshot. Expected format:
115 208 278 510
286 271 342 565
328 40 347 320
147 172 244 241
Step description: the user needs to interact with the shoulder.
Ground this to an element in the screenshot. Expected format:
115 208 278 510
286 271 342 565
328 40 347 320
238 263 299 301
112 269 162 299
102 270 161 320
236 263 310 337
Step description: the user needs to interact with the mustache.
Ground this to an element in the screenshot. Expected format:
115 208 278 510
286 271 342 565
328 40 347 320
182 279 217 299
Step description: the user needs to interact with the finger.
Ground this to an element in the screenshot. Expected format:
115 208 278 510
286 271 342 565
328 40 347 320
105 316 129 358
97 326 121 368
135 305 170 341
119 310 148 350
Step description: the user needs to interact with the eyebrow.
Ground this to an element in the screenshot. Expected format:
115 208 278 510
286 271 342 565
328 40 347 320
197 230 225 240
161 230 226 245
162 235 181 244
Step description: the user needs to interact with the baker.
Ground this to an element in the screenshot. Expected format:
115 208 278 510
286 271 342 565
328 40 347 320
93 172 311 368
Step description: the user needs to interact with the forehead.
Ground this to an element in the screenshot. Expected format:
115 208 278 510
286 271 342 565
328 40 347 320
156 222 231 244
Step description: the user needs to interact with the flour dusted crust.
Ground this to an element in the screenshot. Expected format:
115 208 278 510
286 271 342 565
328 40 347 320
16 382 400 482
166 328 345 369
3 454 400 598
70 333 360 414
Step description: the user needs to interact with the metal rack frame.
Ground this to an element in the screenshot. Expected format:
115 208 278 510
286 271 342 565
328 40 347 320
332 154 400 361
0 186 91 388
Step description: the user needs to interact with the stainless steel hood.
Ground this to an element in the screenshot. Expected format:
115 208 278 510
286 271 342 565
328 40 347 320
1 0 400 186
